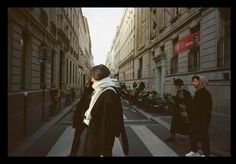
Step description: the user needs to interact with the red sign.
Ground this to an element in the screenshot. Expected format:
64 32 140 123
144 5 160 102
175 32 200 54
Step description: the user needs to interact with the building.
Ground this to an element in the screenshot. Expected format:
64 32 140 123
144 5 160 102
8 8 93 152
108 8 135 88
148 8 231 114
110 8 230 114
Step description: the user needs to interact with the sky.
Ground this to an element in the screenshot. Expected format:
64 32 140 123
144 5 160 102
82 8 124 65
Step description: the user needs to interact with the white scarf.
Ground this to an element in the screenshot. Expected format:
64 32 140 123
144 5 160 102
83 77 115 125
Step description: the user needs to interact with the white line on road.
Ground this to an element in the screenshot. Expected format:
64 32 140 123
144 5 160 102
123 106 136 113
47 127 75 156
124 119 151 122
46 126 125 157
134 107 171 130
112 137 125 156
131 125 177 156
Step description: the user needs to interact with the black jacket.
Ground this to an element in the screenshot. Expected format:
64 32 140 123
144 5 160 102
72 86 94 129
85 89 129 156
173 89 192 115
192 87 212 130
171 89 192 135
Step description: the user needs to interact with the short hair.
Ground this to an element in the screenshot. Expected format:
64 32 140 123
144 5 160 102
89 64 110 81
192 75 200 82
174 79 184 86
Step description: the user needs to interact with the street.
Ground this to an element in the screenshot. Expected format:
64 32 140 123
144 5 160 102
10 98 230 157
7 8 231 158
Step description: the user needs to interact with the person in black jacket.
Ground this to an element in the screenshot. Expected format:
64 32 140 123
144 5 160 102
185 75 212 157
165 79 192 142
69 79 94 156
78 64 128 157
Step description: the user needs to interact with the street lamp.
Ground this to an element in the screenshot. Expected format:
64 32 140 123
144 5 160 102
39 43 52 120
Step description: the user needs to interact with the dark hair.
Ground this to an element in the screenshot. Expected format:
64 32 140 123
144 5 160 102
174 79 184 86
89 64 110 81
85 78 93 88
192 75 200 82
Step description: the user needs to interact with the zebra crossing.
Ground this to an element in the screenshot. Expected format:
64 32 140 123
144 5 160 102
131 125 177 156
47 127 75 156
10 98 228 157
46 115 179 157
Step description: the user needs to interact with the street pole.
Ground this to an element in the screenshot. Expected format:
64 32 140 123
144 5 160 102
23 91 28 136
42 61 45 121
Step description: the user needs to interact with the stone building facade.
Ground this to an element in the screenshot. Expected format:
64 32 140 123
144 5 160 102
108 8 230 114
8 8 93 152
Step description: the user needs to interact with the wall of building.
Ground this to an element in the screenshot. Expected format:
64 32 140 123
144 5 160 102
109 7 230 115
8 8 93 152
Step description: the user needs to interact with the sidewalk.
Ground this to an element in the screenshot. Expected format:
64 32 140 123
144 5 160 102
9 99 80 156
126 100 231 157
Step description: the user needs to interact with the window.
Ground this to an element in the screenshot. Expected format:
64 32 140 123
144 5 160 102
40 61 45 89
51 50 54 86
50 21 56 36
188 49 198 72
175 8 180 16
188 32 200 72
21 30 31 90
138 57 143 78
156 8 164 33
66 58 68 83
141 9 146 46
217 9 230 67
171 37 178 74
150 8 158 39
21 38 26 90
164 8 173 26
70 60 72 84
39 8 48 28
152 9 157 30
171 55 178 74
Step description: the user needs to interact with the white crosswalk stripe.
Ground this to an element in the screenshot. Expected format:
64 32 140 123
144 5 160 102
112 137 125 156
131 125 178 156
123 106 136 112
46 125 178 156
47 127 75 156
123 114 127 120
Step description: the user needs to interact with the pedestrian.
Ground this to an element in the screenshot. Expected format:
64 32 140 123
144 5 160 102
69 79 94 156
185 75 212 157
165 79 192 142
78 64 129 157
133 81 137 89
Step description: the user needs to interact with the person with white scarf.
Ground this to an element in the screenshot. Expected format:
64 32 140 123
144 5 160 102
77 64 129 157
83 76 116 126
185 75 212 157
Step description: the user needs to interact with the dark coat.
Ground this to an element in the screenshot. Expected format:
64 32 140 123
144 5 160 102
84 89 129 156
173 89 192 116
171 89 192 135
191 87 212 132
72 86 94 129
